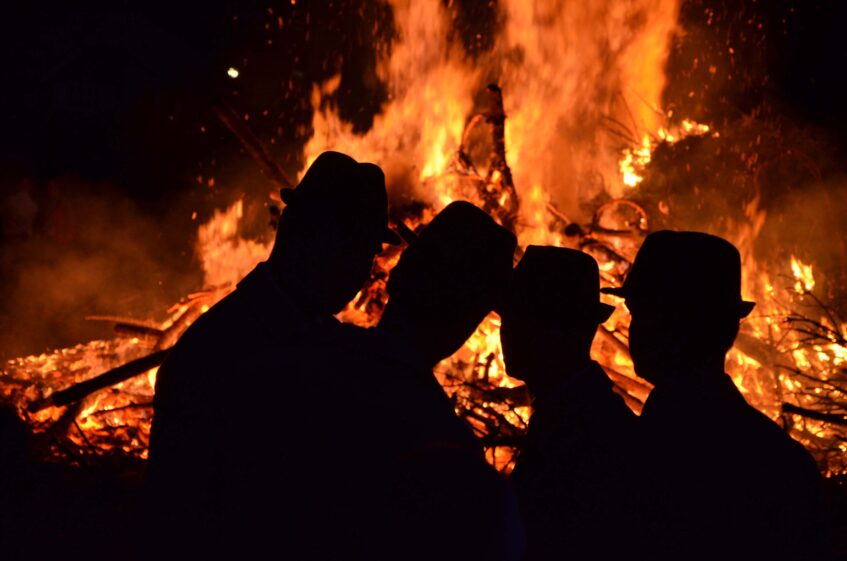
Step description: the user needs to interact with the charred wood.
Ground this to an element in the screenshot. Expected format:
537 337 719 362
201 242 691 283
597 326 631 359
158 300 212 350
480 84 520 231
734 332 776 368
612 385 645 413
27 349 170 413
603 366 651 402
782 403 847 427
459 381 533 408
85 316 166 339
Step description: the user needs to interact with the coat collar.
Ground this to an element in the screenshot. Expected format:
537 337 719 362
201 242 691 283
367 326 433 374
531 360 614 413
641 370 746 421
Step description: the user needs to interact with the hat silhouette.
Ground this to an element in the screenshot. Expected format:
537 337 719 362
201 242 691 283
387 201 517 312
602 230 755 318
280 151 400 245
502 246 615 326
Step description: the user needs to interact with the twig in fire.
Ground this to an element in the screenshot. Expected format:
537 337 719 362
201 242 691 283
753 280 847 471
25 288 225 414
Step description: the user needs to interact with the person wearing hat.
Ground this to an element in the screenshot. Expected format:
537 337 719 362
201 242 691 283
501 246 636 561
242 200 524 560
145 151 398 558
606 230 829 561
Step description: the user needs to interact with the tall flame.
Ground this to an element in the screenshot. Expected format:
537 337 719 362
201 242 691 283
306 0 682 234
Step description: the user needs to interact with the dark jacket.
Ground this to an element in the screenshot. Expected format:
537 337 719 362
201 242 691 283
637 371 830 561
510 361 638 560
145 262 332 557
246 322 525 561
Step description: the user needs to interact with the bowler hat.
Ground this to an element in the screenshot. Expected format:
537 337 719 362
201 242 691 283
601 230 755 318
280 151 400 245
388 201 517 311
502 246 615 327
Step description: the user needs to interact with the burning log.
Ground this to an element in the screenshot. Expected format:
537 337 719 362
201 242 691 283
482 84 520 231
113 324 166 340
395 220 418 244
23 297 221 416
85 316 166 339
459 380 532 408
597 326 630 358
27 349 170 413
604 367 651 402
158 295 220 350
612 386 645 413
734 332 776 368
456 84 521 232
782 403 847 427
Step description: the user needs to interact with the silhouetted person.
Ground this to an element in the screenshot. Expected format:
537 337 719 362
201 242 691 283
501 246 635 560
603 230 830 561
0 406 31 559
369 201 523 561
145 151 398 558
244 201 524 560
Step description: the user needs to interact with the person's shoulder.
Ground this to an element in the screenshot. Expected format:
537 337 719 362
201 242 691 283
293 320 371 359
740 401 820 470
316 323 400 370
154 292 258 387
572 363 637 423
237 321 368 379
173 292 250 349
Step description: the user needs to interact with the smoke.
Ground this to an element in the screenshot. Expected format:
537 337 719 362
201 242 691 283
0 177 202 361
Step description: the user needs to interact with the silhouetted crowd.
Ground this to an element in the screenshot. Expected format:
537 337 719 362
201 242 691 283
144 152 831 560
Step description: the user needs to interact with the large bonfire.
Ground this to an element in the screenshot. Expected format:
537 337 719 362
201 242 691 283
2 0 846 475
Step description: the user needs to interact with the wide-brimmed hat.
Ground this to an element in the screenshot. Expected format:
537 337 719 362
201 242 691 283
601 230 755 318
280 151 400 245
387 201 517 311
501 246 615 327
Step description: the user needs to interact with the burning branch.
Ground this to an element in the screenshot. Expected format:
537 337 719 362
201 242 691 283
27 349 169 413
782 404 847 427
481 84 520 231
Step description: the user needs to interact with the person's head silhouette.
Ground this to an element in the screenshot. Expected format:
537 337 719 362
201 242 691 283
500 246 614 397
268 151 399 315
602 231 755 386
379 201 517 367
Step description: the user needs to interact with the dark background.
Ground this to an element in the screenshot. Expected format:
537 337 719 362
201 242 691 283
1 0 846 359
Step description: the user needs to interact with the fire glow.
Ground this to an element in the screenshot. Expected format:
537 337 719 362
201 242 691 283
2 0 846 475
